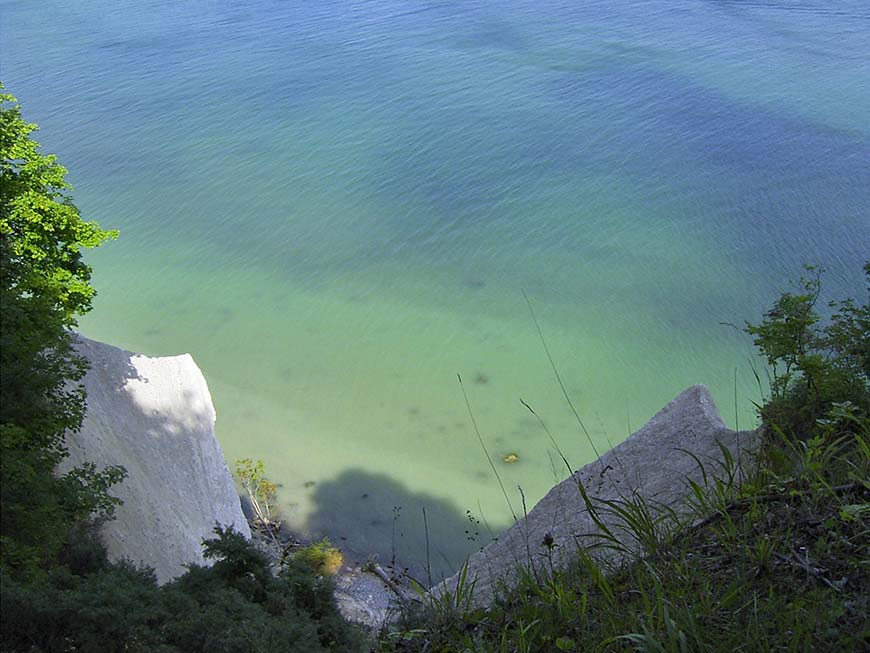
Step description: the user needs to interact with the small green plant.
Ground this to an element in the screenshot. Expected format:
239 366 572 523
748 533 779 576
296 538 344 576
618 604 691 653
235 457 279 527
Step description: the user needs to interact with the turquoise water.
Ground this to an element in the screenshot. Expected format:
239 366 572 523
2 0 868 580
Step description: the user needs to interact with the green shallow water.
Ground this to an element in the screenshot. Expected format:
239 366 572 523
2 0 868 579
79 239 762 576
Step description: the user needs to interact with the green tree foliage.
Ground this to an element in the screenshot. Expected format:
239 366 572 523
0 527 364 652
745 264 869 440
0 87 124 574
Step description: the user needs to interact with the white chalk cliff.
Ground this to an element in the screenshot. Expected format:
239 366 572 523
59 335 250 583
435 385 759 607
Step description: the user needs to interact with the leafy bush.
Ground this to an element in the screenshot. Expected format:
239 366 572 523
0 527 364 652
745 264 869 441
295 538 344 576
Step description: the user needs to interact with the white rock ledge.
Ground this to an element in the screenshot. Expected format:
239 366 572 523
60 335 250 583
434 385 759 608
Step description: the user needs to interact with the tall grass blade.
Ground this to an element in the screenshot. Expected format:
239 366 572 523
520 398 573 477
522 289 602 462
459 373 517 521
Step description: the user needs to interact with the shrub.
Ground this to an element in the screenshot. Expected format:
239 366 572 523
235 458 279 527
1 527 364 652
745 264 869 441
295 538 344 576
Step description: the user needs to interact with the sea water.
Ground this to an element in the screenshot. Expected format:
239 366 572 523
2 0 868 580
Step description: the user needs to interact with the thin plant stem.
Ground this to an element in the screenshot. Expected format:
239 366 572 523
522 289 602 463
422 505 432 586
459 373 517 522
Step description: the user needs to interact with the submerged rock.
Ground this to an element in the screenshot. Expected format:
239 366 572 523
60 335 250 583
434 385 759 607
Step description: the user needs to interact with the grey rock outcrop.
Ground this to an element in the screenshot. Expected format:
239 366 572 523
334 567 399 631
435 385 758 607
60 335 250 583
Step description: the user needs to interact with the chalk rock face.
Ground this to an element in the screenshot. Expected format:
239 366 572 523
60 335 250 583
436 385 758 607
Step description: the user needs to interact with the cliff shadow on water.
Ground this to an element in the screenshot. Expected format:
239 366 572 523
305 468 512 585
